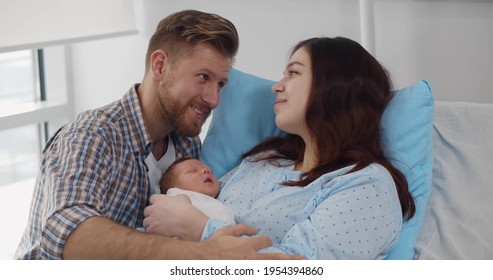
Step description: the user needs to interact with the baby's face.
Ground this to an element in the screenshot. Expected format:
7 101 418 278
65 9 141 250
173 159 220 197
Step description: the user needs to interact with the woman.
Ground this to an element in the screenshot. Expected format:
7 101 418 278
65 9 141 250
144 37 415 259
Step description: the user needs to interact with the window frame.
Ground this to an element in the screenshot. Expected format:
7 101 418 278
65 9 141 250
0 45 75 134
0 45 76 187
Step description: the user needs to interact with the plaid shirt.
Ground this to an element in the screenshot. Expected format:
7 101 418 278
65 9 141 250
15 85 201 259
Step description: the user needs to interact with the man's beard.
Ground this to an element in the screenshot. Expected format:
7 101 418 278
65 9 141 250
158 84 208 137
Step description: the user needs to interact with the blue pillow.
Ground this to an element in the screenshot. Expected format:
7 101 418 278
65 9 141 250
201 68 433 260
381 80 434 259
201 69 283 178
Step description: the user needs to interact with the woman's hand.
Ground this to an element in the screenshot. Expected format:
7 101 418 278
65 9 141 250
143 194 208 241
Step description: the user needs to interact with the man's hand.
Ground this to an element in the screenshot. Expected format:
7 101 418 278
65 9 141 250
143 194 208 241
143 194 304 260
198 224 305 260
63 216 301 260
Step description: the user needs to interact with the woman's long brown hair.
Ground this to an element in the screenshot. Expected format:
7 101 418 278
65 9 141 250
244 37 415 221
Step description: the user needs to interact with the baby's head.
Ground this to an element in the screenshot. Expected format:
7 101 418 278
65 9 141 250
160 157 220 198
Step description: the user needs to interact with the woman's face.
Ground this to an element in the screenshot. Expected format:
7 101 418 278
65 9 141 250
272 47 312 138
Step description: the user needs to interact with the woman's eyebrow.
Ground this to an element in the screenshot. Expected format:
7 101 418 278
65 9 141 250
286 61 305 69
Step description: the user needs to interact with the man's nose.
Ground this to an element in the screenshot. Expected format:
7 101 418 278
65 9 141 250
202 86 220 109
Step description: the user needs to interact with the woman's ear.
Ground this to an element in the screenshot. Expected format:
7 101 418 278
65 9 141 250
149 49 168 80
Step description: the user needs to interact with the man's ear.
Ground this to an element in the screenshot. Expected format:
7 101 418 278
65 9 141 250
149 49 169 80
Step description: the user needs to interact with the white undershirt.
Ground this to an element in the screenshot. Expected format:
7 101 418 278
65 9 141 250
145 137 176 195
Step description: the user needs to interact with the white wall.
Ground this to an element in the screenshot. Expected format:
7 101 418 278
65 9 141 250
70 0 147 112
375 0 493 104
71 0 493 116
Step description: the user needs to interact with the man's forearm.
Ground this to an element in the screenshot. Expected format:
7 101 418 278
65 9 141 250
62 216 303 260
62 216 202 259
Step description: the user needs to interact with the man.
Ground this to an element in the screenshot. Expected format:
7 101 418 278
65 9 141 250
15 10 297 260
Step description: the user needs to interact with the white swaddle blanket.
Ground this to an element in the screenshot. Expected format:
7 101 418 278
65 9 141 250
166 188 235 224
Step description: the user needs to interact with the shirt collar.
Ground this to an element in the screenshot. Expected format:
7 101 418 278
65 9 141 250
122 84 153 157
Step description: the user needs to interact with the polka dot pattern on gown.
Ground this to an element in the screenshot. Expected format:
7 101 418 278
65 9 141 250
202 158 402 259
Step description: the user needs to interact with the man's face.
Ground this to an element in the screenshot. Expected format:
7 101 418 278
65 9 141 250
158 43 232 137
172 159 220 198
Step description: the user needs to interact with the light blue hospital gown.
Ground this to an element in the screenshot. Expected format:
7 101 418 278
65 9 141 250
201 158 403 260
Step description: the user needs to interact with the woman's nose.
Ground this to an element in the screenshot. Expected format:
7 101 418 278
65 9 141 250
272 80 284 94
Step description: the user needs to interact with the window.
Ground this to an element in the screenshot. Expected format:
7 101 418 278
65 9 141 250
0 0 137 260
0 46 73 185
0 47 71 259
0 125 40 186
0 50 41 186
0 51 36 105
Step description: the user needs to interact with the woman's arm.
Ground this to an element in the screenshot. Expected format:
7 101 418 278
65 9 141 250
261 165 403 259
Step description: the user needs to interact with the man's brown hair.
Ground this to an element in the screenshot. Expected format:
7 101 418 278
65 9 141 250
145 9 239 70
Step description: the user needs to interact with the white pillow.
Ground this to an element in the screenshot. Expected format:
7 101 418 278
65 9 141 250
414 101 493 259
